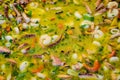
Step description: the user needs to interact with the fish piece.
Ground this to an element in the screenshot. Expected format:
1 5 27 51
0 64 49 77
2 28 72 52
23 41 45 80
0 46 11 54
18 43 29 49
21 12 30 23
51 55 64 66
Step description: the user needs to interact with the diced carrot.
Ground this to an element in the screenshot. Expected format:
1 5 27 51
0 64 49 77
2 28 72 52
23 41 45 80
67 30 73 35
5 26 11 32
31 39 35 48
58 23 64 29
32 65 44 73
0 76 4 80
42 0 46 3
45 77 51 80
0 31 2 37
50 17 56 21
33 59 37 65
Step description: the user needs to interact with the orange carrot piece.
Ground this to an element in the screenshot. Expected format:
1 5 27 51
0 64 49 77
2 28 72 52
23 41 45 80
42 0 46 3
58 23 64 29
0 76 4 80
67 30 73 35
50 17 56 21
32 65 44 73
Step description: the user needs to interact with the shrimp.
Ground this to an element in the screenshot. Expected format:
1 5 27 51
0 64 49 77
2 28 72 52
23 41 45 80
101 50 116 61
108 50 116 58
83 60 100 72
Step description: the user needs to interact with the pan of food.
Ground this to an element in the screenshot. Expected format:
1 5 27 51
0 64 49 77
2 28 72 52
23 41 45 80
0 0 120 80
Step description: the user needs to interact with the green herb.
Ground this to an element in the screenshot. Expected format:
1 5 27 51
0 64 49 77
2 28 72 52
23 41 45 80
28 48 35 54
16 72 27 80
83 13 94 21
51 66 59 74
0 15 4 20
27 11 32 17
16 4 24 12
119 4 120 8
67 69 78 76
9 39 13 43
80 24 89 29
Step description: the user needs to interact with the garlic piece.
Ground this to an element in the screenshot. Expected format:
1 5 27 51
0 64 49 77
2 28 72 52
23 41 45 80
5 42 11 47
74 11 82 19
93 41 101 46
23 23 29 29
30 23 39 27
5 36 13 42
109 57 119 63
36 72 46 79
72 53 78 59
14 27 19 34
31 18 40 23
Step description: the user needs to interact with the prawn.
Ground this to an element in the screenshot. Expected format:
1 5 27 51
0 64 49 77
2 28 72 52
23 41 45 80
108 50 116 58
83 60 100 72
